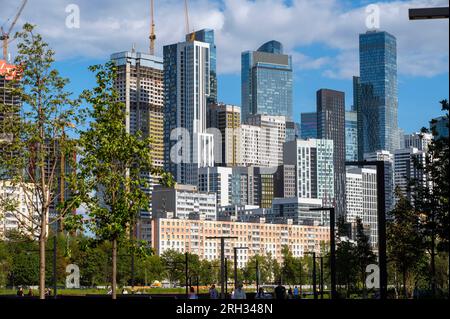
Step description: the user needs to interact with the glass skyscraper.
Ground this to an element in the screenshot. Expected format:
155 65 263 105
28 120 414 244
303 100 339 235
187 29 217 105
300 112 318 140
241 40 293 123
358 31 399 160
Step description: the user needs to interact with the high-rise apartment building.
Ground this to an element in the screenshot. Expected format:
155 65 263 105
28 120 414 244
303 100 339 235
403 132 432 152
364 150 395 214
152 184 217 221
346 111 358 162
394 147 427 203
186 29 217 105
274 165 297 198
284 139 334 204
240 115 286 167
241 40 293 123
300 112 318 140
163 36 214 186
346 167 378 246
358 31 399 159
198 166 232 207
0 60 20 147
317 89 346 217
207 103 241 166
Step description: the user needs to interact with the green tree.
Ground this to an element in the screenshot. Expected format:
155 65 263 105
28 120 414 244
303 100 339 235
0 24 79 299
355 218 376 296
161 249 185 287
67 62 174 299
335 240 358 298
281 246 301 285
412 100 449 296
387 189 425 298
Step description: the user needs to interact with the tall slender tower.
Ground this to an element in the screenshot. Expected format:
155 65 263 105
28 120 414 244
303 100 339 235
358 31 399 159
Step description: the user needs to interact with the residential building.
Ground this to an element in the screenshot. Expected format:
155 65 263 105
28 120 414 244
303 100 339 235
300 112 317 140
271 197 327 226
364 150 395 213
198 166 232 208
151 217 329 267
163 36 214 186
152 184 217 221
317 89 347 217
241 40 293 123
284 139 334 204
274 165 297 198
286 121 300 142
346 111 358 162
0 181 40 239
358 31 399 159
394 148 427 203
0 59 20 147
346 167 378 246
207 103 241 166
404 132 432 152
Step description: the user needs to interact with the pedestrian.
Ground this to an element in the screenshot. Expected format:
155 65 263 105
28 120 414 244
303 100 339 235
27 288 33 297
232 284 246 299
255 287 265 299
293 286 299 299
188 286 198 299
274 281 286 300
122 288 128 295
209 284 219 299
287 287 293 299
17 287 24 297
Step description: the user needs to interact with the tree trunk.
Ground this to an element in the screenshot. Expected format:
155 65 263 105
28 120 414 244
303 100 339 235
112 238 117 300
402 269 407 299
39 208 48 299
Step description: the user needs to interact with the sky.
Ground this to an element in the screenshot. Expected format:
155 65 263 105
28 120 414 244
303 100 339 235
2 0 449 133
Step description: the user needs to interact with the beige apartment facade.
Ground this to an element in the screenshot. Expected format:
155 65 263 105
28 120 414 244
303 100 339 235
151 217 329 268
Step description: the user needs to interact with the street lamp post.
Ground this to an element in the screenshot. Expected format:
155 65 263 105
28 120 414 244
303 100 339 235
320 256 324 299
305 252 317 299
233 247 249 289
310 207 336 299
346 161 387 299
206 236 238 298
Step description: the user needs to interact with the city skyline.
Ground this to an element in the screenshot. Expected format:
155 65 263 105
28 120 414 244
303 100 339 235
2 0 447 134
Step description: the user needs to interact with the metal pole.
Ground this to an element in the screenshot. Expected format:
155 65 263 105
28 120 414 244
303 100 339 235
320 256 324 299
225 258 228 298
330 208 337 299
220 238 225 299
376 161 387 300
312 253 317 300
185 252 189 298
53 236 57 299
131 251 135 293
234 248 238 289
256 259 260 293
299 261 302 299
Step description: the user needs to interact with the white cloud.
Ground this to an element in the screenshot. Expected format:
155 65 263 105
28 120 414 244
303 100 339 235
2 0 448 79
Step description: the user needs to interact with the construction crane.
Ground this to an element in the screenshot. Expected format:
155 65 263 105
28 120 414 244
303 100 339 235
184 0 195 42
0 0 28 61
149 0 156 55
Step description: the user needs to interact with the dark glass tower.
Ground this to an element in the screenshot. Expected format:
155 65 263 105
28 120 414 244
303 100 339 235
317 89 346 217
241 40 293 123
358 31 399 160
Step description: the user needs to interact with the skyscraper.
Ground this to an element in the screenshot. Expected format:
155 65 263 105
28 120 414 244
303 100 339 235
241 40 293 123
358 31 399 160
300 112 318 140
430 116 449 140
346 110 358 162
0 59 20 146
317 89 346 217
163 35 214 186
186 29 217 105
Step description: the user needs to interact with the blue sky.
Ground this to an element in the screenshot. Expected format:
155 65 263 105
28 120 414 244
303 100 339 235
4 0 449 133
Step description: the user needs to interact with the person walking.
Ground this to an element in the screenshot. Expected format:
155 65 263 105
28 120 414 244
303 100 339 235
188 286 198 299
27 288 33 297
232 284 246 299
274 281 286 300
287 287 293 299
209 284 219 299
293 286 299 299
255 287 265 299
17 287 24 297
